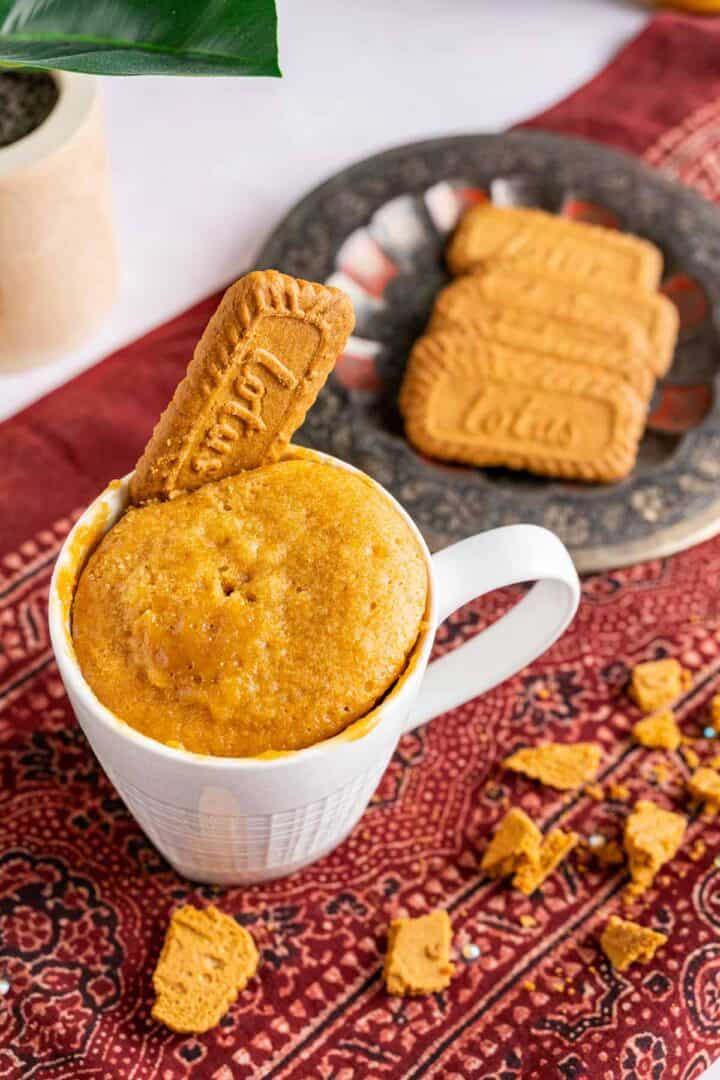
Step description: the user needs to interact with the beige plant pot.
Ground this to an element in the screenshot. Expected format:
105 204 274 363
0 71 118 372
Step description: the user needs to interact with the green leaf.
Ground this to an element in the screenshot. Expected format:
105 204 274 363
0 0 280 76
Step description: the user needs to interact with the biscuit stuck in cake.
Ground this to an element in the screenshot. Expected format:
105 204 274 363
130 270 354 504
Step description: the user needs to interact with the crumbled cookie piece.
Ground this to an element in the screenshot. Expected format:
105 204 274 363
623 800 686 898
687 766 720 814
600 915 667 971
595 839 625 867
152 905 258 1033
629 659 692 713
383 911 455 996
513 829 578 896
682 746 700 770
711 693 720 731
651 760 671 784
689 838 707 862
607 782 631 802
522 979 536 992
503 742 602 791
633 709 681 751
519 914 536 928
481 808 542 878
585 782 604 801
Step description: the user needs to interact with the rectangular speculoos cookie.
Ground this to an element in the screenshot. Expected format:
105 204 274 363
447 204 663 292
401 332 647 483
426 274 656 401
129 270 354 505
437 266 678 379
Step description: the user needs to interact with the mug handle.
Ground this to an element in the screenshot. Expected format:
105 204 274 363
406 525 580 732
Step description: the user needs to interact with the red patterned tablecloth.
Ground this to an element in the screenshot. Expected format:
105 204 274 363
3 13 720 1079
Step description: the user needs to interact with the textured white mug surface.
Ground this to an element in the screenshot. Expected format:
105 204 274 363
49 450 580 884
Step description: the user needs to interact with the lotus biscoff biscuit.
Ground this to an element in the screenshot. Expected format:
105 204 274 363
425 273 656 399
130 270 354 504
400 333 647 483
432 265 678 379
446 204 663 292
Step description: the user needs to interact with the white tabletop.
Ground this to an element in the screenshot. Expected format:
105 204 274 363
0 0 647 422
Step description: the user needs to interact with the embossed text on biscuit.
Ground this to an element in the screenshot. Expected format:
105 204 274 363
464 390 576 449
191 347 298 478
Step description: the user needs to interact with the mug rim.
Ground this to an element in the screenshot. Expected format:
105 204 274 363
48 449 437 772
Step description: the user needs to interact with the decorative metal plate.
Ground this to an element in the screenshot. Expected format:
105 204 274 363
257 132 720 572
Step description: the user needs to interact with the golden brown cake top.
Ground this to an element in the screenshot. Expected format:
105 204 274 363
73 459 428 758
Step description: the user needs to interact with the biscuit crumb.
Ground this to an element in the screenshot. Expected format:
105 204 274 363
481 808 541 879
711 693 720 731
600 915 667 971
687 766 720 814
519 914 536 928
522 979 536 992
633 709 681 752
503 742 602 790
595 840 625 867
536 686 551 700
709 754 720 770
553 981 565 992
623 800 686 898
629 659 692 713
689 838 707 862
152 905 258 1034
651 761 671 784
383 911 455 996
683 746 700 770
607 782 631 802
585 782 604 801
513 829 577 896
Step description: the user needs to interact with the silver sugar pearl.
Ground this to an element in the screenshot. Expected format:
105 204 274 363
588 833 605 849
0 979 9 995
461 943 481 961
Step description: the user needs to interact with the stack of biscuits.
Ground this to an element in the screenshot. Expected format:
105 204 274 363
399 205 679 483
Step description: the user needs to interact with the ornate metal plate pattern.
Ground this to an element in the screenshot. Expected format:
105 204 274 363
257 132 720 571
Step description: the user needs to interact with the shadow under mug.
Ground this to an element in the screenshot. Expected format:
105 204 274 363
48 451 580 885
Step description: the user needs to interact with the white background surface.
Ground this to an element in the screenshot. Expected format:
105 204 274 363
0 0 649 421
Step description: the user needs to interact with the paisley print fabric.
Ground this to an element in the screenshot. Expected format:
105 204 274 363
3 13 720 1078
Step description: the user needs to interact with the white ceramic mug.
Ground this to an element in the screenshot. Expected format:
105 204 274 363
49 451 580 884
